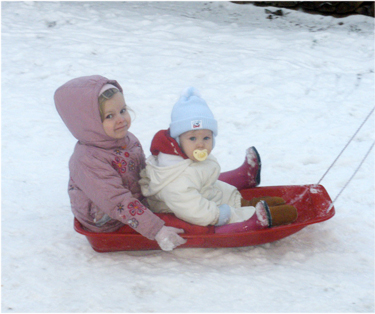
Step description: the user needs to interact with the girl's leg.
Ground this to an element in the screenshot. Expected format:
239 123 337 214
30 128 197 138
241 196 286 207
215 201 298 234
269 204 298 226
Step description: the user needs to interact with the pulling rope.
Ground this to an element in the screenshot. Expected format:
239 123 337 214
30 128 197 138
325 140 375 212
315 106 375 212
317 106 375 185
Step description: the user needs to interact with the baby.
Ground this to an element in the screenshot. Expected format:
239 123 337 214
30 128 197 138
140 88 297 232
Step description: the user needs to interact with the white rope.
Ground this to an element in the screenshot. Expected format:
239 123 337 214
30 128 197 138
317 106 375 185
326 140 375 212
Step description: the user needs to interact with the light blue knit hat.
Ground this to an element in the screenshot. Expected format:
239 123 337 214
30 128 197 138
169 87 218 140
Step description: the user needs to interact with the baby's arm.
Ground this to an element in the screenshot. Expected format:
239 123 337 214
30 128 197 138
214 180 255 224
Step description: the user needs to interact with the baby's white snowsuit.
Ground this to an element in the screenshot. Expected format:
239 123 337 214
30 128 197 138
140 152 254 226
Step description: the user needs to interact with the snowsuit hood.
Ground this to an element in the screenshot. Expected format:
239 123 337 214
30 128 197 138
54 75 124 149
150 129 188 159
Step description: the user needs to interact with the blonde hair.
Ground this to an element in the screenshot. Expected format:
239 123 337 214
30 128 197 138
98 88 120 121
98 88 134 121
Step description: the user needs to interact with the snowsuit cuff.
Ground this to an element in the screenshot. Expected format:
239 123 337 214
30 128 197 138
215 204 231 226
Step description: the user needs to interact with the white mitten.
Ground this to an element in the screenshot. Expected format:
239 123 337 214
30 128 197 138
155 226 187 251
215 204 231 226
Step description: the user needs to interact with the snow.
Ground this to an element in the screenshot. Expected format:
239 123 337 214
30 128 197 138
1 1 374 312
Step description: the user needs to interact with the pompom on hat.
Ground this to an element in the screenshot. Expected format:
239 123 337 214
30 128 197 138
169 87 218 139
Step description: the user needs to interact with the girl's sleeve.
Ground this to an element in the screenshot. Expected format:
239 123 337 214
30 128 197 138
158 176 221 226
71 154 164 240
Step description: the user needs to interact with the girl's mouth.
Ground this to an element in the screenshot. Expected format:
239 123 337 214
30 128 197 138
115 125 127 131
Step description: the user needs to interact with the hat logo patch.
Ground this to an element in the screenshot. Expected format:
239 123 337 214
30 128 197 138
191 120 203 129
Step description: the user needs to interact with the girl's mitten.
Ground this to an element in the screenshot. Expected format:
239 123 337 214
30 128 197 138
155 226 186 251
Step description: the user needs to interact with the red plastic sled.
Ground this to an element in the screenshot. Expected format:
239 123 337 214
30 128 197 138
74 184 335 252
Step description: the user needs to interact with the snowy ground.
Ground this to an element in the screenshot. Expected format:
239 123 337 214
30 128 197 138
1 1 374 313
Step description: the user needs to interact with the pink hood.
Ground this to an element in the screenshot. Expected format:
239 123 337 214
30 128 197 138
54 75 125 149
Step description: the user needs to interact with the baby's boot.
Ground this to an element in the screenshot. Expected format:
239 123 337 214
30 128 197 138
215 200 271 234
218 146 261 190
269 204 298 226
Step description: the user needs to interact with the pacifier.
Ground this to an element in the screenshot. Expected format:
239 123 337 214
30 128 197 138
193 149 208 161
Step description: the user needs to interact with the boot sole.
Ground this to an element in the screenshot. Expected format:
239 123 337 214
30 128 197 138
260 200 272 227
250 146 261 185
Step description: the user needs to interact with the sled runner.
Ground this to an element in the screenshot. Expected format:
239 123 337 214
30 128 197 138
74 184 335 252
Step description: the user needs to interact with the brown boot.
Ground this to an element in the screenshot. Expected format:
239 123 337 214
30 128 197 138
269 204 298 226
241 196 286 207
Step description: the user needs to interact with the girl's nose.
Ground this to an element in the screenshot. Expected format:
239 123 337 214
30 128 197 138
116 115 125 124
197 141 204 148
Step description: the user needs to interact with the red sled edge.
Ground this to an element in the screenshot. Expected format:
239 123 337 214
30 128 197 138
73 184 335 252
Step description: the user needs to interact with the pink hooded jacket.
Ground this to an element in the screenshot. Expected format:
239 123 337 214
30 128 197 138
54 75 165 239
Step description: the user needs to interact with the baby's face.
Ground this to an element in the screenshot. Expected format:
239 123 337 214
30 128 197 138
179 129 213 162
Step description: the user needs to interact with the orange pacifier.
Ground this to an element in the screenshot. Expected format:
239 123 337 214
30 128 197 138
193 149 208 161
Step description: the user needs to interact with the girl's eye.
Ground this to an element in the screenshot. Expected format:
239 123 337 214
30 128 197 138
204 136 211 140
189 137 196 141
105 114 113 119
120 108 127 114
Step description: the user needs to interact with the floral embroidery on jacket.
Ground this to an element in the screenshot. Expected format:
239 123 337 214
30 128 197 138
127 218 139 229
124 152 130 158
128 160 135 171
117 203 125 212
128 200 145 216
114 148 123 155
120 214 127 220
112 156 127 173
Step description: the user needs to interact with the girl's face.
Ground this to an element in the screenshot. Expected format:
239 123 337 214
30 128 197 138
179 129 213 161
101 92 131 139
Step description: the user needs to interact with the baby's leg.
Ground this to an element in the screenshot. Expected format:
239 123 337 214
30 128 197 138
218 147 261 190
215 201 270 234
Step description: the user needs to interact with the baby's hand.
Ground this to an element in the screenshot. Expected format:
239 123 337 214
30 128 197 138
193 149 208 161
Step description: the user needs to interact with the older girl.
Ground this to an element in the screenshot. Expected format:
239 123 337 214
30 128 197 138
55 75 186 251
